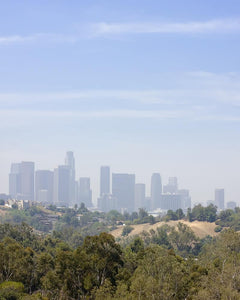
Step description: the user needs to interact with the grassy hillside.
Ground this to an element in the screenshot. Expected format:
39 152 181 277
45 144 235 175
110 220 218 239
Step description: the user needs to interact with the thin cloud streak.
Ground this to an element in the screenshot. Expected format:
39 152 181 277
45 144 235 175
0 33 78 45
1 18 240 46
0 109 239 124
0 89 240 107
0 109 188 119
92 19 240 35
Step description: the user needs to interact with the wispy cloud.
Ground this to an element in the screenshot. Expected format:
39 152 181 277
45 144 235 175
0 108 239 126
0 72 239 125
0 33 78 45
0 72 239 106
1 18 240 45
91 18 240 36
0 109 187 119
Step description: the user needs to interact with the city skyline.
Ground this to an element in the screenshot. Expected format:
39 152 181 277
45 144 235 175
6 151 229 210
0 1 239 205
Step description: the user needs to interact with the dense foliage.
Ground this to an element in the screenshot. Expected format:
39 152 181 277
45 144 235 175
0 222 239 299
2 204 240 298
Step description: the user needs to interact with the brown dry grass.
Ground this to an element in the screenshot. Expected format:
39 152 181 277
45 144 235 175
110 220 218 239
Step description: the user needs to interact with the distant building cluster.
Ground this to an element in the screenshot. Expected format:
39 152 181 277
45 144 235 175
9 152 92 208
6 152 232 213
98 172 191 213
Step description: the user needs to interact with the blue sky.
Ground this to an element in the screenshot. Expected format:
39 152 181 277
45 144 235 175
1 0 240 204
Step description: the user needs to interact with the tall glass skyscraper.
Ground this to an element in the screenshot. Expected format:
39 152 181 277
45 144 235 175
65 151 76 205
9 161 34 201
151 173 162 210
78 177 93 207
112 173 135 212
100 166 110 196
53 165 70 206
35 170 54 203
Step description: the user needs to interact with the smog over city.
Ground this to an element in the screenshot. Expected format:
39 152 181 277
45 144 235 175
1 1 240 299
1 1 240 209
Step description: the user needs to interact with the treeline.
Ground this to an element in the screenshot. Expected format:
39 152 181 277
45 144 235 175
1 205 157 239
165 204 218 222
165 204 240 232
0 223 240 299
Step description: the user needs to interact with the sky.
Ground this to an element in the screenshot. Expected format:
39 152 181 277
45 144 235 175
0 0 240 205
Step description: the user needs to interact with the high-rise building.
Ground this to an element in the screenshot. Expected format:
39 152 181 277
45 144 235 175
161 194 182 211
78 177 93 207
65 151 76 205
135 183 146 211
112 173 135 212
35 170 54 204
100 166 110 196
144 197 151 211
97 194 117 212
163 177 178 194
53 165 70 206
151 173 162 210
9 162 34 201
9 163 21 198
20 162 35 201
178 189 191 210
215 189 224 210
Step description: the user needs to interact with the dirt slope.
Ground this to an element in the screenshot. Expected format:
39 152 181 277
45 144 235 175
110 220 218 239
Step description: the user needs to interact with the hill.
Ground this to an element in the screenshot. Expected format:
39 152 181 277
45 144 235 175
110 220 218 239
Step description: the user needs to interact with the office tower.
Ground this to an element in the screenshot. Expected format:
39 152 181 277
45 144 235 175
112 173 135 212
144 197 151 212
178 189 191 210
65 151 76 204
9 163 21 198
215 189 225 210
53 165 70 206
100 166 110 196
163 177 178 194
78 177 93 207
135 183 146 211
35 170 54 204
20 162 35 201
161 194 182 211
151 173 162 210
9 162 34 201
98 194 117 212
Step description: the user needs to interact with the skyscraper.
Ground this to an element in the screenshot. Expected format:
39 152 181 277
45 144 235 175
97 194 117 212
100 166 110 196
35 170 54 204
112 173 135 212
178 189 191 210
9 162 34 201
215 188 224 210
9 163 21 198
65 151 76 205
151 173 162 210
135 183 146 211
161 194 182 211
163 177 178 194
78 177 93 207
53 165 70 206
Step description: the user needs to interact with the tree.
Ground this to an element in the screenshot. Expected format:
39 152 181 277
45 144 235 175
130 245 190 299
81 232 123 288
138 208 148 220
0 281 25 300
122 225 134 236
168 222 199 255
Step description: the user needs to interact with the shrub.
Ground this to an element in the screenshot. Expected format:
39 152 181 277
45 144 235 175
122 225 134 236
